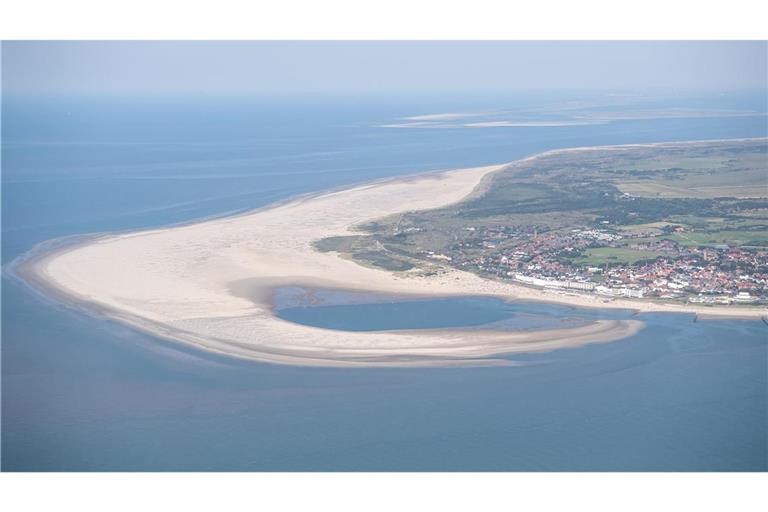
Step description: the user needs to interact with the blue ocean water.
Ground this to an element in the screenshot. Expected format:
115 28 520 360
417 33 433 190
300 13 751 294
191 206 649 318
2 91 767 471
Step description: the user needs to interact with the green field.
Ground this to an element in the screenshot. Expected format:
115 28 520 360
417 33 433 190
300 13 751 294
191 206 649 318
573 247 666 266
663 230 768 248
614 153 767 198
315 139 768 275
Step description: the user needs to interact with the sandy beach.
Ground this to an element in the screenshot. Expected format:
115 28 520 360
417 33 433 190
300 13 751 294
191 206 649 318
16 143 766 367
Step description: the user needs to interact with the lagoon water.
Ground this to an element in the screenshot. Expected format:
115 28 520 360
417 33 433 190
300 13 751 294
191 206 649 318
273 287 626 332
2 92 767 471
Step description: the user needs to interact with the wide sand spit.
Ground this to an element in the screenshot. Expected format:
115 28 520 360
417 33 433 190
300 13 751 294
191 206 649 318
16 142 767 367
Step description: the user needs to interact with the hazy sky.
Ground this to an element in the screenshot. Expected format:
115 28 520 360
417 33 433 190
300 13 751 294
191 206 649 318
3 41 766 94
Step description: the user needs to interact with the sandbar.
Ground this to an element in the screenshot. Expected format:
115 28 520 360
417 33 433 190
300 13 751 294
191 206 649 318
14 143 766 367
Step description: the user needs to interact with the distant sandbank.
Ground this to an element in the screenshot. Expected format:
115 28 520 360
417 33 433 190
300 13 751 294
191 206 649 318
14 141 767 367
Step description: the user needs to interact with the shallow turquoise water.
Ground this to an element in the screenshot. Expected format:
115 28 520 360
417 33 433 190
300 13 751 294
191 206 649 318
2 92 767 471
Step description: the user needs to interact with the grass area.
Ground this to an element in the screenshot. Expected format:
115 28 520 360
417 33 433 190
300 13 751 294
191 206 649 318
613 156 729 172
353 251 415 271
321 139 768 275
618 180 767 199
615 157 767 198
313 235 365 253
662 215 768 231
663 230 768 248
314 235 417 271
617 221 675 233
573 247 666 266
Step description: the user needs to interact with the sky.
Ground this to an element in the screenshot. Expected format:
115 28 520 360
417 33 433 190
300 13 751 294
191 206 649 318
2 41 766 95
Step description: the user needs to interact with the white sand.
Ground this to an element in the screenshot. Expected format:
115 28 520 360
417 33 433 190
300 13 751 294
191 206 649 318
22 144 766 367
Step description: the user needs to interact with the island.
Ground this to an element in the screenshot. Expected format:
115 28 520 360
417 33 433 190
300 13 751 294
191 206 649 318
319 138 768 307
13 138 767 367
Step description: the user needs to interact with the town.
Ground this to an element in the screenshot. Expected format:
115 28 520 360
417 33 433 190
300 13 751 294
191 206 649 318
423 223 768 305
328 140 768 307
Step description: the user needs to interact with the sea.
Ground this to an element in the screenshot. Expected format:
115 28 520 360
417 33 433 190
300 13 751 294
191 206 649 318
2 91 767 471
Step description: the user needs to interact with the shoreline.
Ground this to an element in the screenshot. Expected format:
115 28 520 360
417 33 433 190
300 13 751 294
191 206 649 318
12 138 767 367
